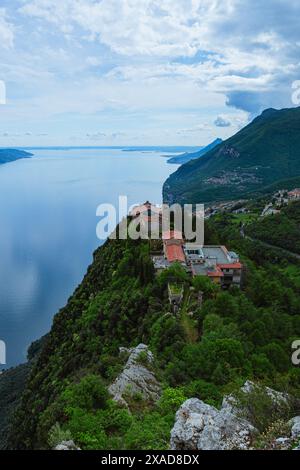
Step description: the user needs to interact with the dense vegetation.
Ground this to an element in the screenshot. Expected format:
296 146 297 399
164 107 300 203
7 205 300 450
0 364 30 449
246 201 300 255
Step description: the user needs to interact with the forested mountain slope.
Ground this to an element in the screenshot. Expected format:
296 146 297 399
164 107 300 204
246 201 300 254
7 216 300 450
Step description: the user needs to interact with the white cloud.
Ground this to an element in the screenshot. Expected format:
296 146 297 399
86 56 102 66
0 0 299 145
214 115 231 127
19 0 300 115
177 123 212 135
0 8 14 48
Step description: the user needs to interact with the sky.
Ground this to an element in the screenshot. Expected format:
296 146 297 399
0 0 300 147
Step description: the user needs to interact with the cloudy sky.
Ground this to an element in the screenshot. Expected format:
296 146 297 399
0 0 299 146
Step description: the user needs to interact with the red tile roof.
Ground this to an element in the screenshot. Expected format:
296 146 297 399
165 244 186 263
207 266 224 277
218 263 242 270
208 271 224 278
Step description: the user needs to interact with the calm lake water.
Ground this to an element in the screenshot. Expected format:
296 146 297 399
0 148 178 368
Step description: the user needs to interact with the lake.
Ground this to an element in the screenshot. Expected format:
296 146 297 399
0 148 179 368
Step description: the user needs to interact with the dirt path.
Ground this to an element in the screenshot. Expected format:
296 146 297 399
180 291 199 343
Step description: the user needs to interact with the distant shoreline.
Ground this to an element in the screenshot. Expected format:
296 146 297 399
0 149 33 166
0 145 200 153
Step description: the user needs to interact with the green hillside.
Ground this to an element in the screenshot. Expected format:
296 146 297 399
246 201 300 255
167 139 222 164
164 107 300 204
7 216 300 450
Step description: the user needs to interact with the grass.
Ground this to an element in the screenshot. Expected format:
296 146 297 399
231 213 259 226
179 291 199 344
168 284 183 295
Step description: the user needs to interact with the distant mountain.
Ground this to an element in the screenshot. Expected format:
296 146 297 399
0 149 33 165
123 146 200 154
167 138 223 164
163 107 300 204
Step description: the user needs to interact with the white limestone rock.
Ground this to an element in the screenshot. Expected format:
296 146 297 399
289 416 300 439
54 440 80 451
170 398 257 450
109 344 161 408
222 380 290 416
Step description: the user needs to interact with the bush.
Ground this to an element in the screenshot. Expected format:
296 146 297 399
48 423 72 449
62 375 109 413
253 419 291 449
124 412 171 450
184 380 222 407
158 388 187 416
65 402 133 450
234 383 293 433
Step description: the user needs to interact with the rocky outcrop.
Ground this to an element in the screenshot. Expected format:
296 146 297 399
290 416 300 440
109 344 161 408
54 440 81 451
222 380 290 415
170 398 257 450
170 381 299 451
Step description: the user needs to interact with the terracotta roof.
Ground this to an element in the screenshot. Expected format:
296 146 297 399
208 271 224 278
218 262 242 270
165 244 186 263
207 266 224 278
288 189 300 195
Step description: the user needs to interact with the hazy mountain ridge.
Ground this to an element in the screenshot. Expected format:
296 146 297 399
167 139 223 165
0 149 33 165
164 107 300 204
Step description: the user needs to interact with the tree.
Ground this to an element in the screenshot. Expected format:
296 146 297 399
192 275 219 297
157 262 189 288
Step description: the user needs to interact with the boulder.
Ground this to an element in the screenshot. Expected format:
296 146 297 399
170 381 300 451
54 440 80 451
289 416 300 439
170 398 257 450
109 344 161 408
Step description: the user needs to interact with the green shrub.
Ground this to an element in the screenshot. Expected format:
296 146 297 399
158 387 187 416
48 423 72 449
184 380 222 407
62 374 109 413
234 383 293 433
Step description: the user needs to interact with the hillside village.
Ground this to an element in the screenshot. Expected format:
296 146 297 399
260 188 300 217
204 187 300 219
129 202 242 289
129 191 300 293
